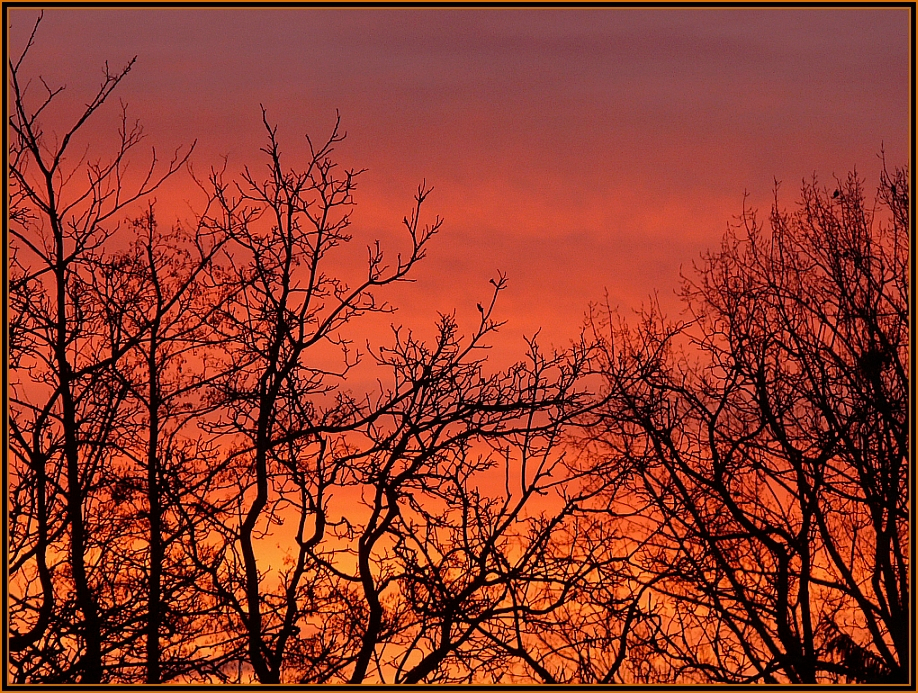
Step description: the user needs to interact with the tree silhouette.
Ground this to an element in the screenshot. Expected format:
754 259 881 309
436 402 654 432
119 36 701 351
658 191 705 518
6 18 612 685
6 16 909 685
585 165 909 683
8 17 200 681
179 121 607 681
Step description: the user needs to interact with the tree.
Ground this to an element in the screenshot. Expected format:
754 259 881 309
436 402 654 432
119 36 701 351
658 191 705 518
9 14 908 685
180 107 446 683
8 16 199 682
185 113 607 683
7 19 610 684
101 204 236 683
320 309 601 684
585 164 909 683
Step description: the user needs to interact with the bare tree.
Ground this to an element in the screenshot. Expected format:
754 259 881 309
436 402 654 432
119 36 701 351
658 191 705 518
7 15 198 682
322 300 602 684
585 165 909 683
182 109 613 683
12 15 904 686
8 24 610 683
181 107 442 683
100 203 236 682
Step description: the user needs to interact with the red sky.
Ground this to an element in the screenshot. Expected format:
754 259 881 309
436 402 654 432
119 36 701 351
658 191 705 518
8 7 910 363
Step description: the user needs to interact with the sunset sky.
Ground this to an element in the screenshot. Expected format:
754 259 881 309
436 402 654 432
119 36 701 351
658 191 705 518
8 7 910 361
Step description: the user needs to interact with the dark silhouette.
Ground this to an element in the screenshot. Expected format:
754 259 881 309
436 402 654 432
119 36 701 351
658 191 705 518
7 15 909 685
8 17 607 684
584 165 909 683
8 16 200 681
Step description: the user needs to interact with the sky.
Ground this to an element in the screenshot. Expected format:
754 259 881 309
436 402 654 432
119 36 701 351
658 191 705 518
8 7 911 363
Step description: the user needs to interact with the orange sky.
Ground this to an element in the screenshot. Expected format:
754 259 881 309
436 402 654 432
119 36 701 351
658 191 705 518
8 7 911 363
